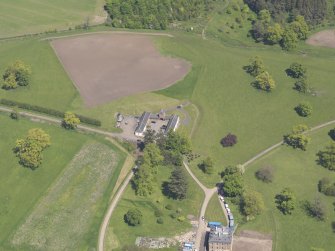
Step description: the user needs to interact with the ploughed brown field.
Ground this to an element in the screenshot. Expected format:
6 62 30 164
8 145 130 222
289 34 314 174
306 30 335 49
51 33 190 107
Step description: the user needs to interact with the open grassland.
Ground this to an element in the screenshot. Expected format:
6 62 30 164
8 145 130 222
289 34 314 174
237 125 335 251
105 166 204 250
205 195 227 225
0 113 126 250
156 32 335 187
0 0 103 38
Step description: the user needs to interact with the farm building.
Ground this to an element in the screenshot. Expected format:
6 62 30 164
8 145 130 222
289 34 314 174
135 112 151 137
208 226 232 251
165 114 180 134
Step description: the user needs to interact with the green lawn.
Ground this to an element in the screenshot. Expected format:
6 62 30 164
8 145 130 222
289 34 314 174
155 32 335 187
105 166 204 250
237 125 335 251
205 195 227 225
0 113 126 250
0 0 104 38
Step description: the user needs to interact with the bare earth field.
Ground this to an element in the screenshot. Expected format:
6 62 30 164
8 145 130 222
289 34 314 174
306 29 335 48
233 230 272 251
51 34 191 107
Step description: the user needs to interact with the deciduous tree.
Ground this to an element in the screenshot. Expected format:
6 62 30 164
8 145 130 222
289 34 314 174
317 142 335 171
124 209 143 226
167 167 188 200
295 102 312 117
62 112 80 129
275 187 296 215
253 71 276 91
245 56 265 77
241 190 265 219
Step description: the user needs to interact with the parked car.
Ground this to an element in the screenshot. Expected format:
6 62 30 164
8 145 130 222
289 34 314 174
226 208 231 213
224 203 229 209
219 196 224 201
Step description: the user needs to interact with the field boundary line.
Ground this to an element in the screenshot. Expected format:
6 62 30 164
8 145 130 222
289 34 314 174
41 31 174 41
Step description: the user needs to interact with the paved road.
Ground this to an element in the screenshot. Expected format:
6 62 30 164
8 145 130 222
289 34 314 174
98 167 137 251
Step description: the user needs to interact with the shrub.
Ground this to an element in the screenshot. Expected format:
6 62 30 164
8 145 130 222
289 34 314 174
170 212 177 219
165 204 173 210
295 102 312 117
221 133 237 147
329 128 335 141
154 209 163 217
124 209 142 226
177 216 185 222
255 166 274 183
10 108 19 120
157 217 164 224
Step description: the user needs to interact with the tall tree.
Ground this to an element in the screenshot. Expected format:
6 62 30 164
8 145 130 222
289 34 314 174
246 56 265 77
199 157 214 174
3 60 31 87
167 167 188 200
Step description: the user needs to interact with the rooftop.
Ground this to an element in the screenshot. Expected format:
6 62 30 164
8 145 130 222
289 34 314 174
208 226 232 244
165 114 179 133
135 112 151 134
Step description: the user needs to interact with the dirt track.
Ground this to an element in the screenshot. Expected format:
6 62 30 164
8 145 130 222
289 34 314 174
306 30 335 48
51 34 190 107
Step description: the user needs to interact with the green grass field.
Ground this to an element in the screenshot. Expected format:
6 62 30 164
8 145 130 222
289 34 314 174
105 166 204 250
155 32 335 187
205 195 227 225
0 113 126 250
0 0 104 38
235 125 335 251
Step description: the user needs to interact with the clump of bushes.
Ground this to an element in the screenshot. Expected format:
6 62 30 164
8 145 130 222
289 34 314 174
329 128 335 141
255 166 274 183
221 133 237 147
157 217 164 224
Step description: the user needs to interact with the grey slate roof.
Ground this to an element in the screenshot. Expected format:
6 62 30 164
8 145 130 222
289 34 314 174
135 112 151 134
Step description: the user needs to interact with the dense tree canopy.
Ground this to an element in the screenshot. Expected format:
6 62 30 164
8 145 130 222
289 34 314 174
105 0 214 29
244 0 328 25
133 164 154 196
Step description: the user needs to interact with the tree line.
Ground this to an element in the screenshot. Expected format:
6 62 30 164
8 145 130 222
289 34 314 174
244 0 329 25
105 0 214 29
